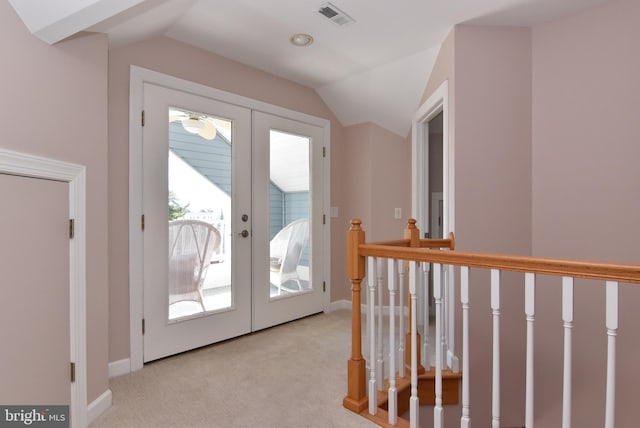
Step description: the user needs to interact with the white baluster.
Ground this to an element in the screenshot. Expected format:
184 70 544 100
562 276 573 428
525 273 536 428
491 269 501 428
442 264 448 369
434 263 443 428
376 258 384 392
367 257 377 415
387 258 398 425
423 262 431 369
447 265 459 372
605 281 618 428
409 261 420 428
460 266 471 428
398 261 406 378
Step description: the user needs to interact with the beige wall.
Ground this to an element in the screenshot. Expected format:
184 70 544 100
531 0 640 425
0 3 109 404
108 36 347 361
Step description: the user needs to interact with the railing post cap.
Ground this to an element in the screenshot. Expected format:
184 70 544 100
350 219 362 230
407 218 417 228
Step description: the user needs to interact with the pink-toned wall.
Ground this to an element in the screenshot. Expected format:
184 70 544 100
339 123 411 242
454 24 533 426
333 123 373 301
0 3 109 404
335 122 411 305
369 125 412 241
108 36 346 361
420 25 532 427
420 4 640 424
531 0 640 425
340 123 411 240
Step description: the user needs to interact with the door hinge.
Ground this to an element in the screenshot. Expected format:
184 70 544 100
323 146 326 158
142 319 145 335
323 214 326 225
323 281 326 293
141 110 145 126
70 362 76 383
141 214 145 231
69 219 75 239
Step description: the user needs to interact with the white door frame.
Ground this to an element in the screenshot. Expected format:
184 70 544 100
412 80 452 235
411 80 458 370
0 149 87 427
129 66 331 371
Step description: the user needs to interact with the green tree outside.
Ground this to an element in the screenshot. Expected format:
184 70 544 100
168 191 189 220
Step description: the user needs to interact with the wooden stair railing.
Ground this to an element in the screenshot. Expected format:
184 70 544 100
343 219 457 424
343 218 640 428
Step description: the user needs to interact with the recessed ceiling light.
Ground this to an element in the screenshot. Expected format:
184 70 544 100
290 33 314 47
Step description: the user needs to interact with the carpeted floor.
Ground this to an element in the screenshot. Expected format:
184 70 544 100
91 310 376 427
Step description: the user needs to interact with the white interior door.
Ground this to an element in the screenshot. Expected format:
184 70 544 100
0 174 70 406
252 112 325 331
142 83 252 362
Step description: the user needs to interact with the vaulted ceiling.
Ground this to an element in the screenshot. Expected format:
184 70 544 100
9 0 606 137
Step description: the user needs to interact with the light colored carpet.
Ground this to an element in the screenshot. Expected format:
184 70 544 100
91 310 376 428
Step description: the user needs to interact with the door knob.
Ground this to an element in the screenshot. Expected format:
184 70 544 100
241 214 249 222
239 230 249 238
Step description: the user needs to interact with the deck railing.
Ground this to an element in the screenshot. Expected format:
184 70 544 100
343 219 640 428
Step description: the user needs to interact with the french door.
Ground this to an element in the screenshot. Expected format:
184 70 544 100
142 84 325 362
252 112 325 331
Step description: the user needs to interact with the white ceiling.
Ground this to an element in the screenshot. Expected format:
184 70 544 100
11 0 606 137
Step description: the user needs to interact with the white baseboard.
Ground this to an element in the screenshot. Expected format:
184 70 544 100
108 358 131 378
87 389 112 425
326 299 351 312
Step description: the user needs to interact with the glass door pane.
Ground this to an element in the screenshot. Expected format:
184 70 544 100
268 130 311 298
167 108 233 320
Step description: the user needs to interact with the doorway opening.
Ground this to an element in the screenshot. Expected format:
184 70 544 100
411 80 458 371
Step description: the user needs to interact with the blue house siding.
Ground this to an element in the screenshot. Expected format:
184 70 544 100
169 122 232 196
284 191 309 225
284 191 310 266
270 184 284 240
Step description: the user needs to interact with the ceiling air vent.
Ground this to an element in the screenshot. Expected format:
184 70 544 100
318 2 355 26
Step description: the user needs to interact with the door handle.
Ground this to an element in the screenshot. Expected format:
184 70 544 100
238 230 249 238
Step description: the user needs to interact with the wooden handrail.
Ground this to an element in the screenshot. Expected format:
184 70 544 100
358 245 640 284
365 234 455 250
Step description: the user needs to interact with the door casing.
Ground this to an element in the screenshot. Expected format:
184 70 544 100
0 149 87 427
128 66 331 372
411 80 459 371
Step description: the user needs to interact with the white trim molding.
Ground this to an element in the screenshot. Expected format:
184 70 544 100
327 299 352 312
411 80 452 232
87 389 112 426
108 358 131 378
410 79 459 371
0 149 87 428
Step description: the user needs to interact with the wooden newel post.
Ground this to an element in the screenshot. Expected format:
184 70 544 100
405 219 426 374
343 219 368 413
